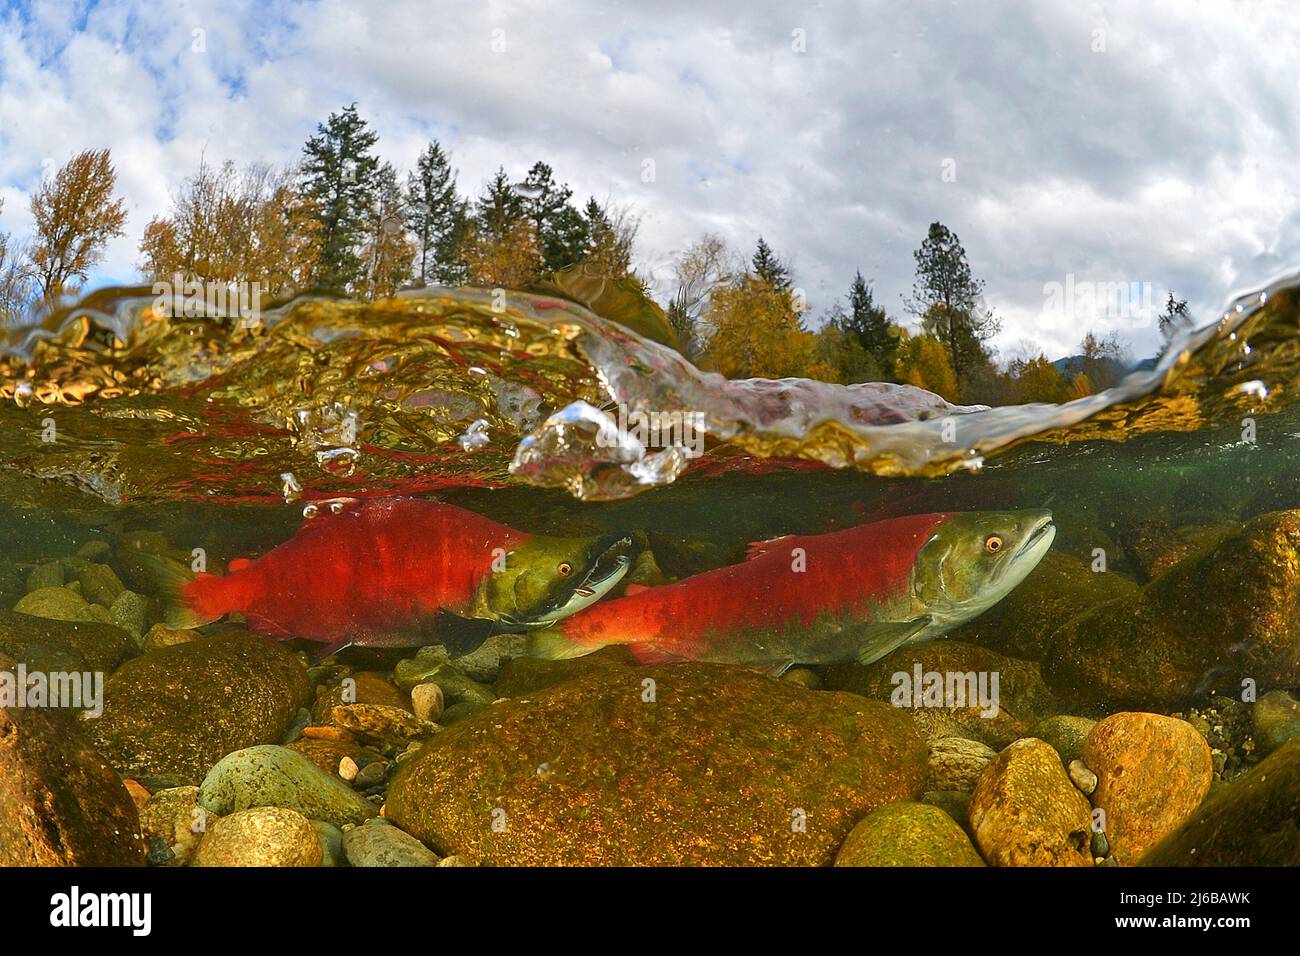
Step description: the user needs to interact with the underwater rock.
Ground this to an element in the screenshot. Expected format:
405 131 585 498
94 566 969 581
438 700 490 725
1252 689 1300 755
921 790 972 832
25 560 64 592
1118 520 1196 582
138 786 204 867
824 641 1054 747
947 551 1138 661
108 589 151 642
343 818 441 867
968 737 1093 867
285 736 381 776
191 806 322 867
140 622 199 652
1043 511 1300 709
1140 735 1300 866
329 703 439 743
927 737 996 792
410 682 444 722
88 630 311 786
0 653 145 866
0 609 136 672
77 562 125 606
386 663 927 866
1026 715 1097 765
451 632 530 682
311 671 411 724
833 802 984 867
493 645 638 698
1067 759 1098 795
312 820 347 866
1082 713 1212 864
198 744 377 828
13 585 105 624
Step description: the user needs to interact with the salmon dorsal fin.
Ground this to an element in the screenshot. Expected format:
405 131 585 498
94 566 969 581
745 534 795 560
623 583 652 596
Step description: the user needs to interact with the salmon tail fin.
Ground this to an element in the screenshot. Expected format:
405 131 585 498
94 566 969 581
525 627 603 661
132 551 223 630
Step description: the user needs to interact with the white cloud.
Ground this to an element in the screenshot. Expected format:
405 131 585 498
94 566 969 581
1 0 1297 361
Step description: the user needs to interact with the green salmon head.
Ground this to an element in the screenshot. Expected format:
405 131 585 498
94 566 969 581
911 510 1055 630
478 531 638 629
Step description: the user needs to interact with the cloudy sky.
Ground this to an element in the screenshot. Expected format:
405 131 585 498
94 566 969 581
1 0 1297 360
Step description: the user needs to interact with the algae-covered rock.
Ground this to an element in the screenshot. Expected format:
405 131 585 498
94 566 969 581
825 641 1054 747
191 806 322 867
13 585 103 624
198 744 376 828
1140 735 1300 866
1043 511 1300 709
493 645 637 698
88 630 311 786
1252 689 1300 756
834 801 984 866
968 737 1093 867
948 551 1138 660
1027 715 1097 765
310 671 410 725
0 609 136 672
1083 713 1212 863
138 786 204 867
387 663 927 866
0 653 145 866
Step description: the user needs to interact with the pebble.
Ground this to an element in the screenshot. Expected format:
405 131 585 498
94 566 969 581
782 668 822 690
339 756 360 781
140 623 199 652
330 703 439 742
75 540 112 561
191 806 323 867
1068 759 1098 795
353 760 388 789
1091 828 1109 858
411 682 445 723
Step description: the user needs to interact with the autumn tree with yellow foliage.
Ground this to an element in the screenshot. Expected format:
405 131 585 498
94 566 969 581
702 274 818 379
27 148 127 304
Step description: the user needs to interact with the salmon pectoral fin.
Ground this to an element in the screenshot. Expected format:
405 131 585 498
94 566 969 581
434 611 498 659
856 616 933 666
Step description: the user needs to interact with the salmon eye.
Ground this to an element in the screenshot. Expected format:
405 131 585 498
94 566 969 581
984 535 1004 554
557 562 573 577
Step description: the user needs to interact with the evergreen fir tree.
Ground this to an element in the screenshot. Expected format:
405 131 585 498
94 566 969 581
405 141 468 285
841 270 897 376
751 236 791 291
518 162 588 272
298 103 381 293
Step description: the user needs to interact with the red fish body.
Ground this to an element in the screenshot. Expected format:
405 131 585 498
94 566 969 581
183 498 529 645
537 509 1056 671
554 513 950 667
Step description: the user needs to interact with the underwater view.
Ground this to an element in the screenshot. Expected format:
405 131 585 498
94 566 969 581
1 0 1298 935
